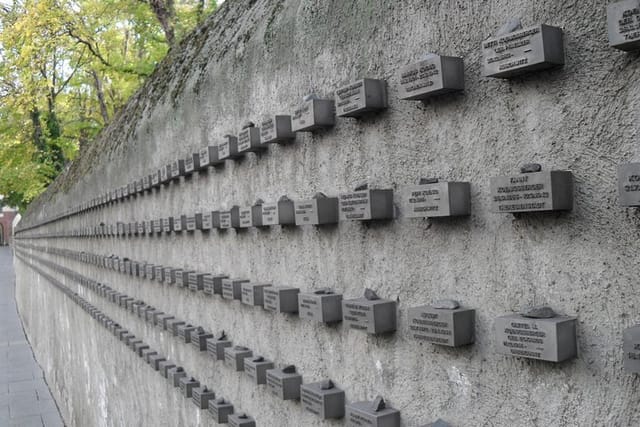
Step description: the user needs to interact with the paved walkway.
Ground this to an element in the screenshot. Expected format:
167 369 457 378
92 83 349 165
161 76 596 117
0 247 64 427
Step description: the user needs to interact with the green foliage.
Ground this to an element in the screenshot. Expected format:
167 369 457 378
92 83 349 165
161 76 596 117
0 0 217 211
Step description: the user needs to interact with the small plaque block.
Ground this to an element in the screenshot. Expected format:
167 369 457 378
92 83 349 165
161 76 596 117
168 367 186 387
199 145 225 168
298 290 343 323
177 324 197 343
142 175 150 191
189 273 209 291
195 213 210 230
263 286 300 313
294 196 339 225
403 181 470 217
170 268 183 285
345 400 400 427
490 170 573 213
222 278 249 300
291 98 336 132
228 413 256 427
219 211 232 229
241 282 272 307
159 361 176 378
192 386 215 409
339 189 394 221
179 377 200 398
482 24 564 78
239 207 253 228
151 171 160 187
408 305 475 347
170 159 184 180
160 165 170 184
335 78 388 117
163 267 172 283
224 346 253 371
218 135 243 160
266 367 302 400
168 319 186 337
494 313 577 362
608 0 640 51
398 55 464 100
154 266 164 283
244 356 275 384
142 348 157 363
152 219 162 234
342 297 397 334
208 398 234 423
260 115 295 144
252 204 264 227
185 214 197 231
623 325 640 373
184 153 199 175
618 163 640 206
157 314 174 329
203 274 229 296
261 198 295 226
237 126 265 153
207 336 232 360
191 329 214 351
173 215 186 232
301 381 346 420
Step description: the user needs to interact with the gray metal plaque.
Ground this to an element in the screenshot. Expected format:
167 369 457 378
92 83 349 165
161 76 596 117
342 298 397 334
335 79 388 117
345 400 401 427
301 381 346 420
151 171 160 187
291 98 336 132
167 319 185 337
408 305 475 347
608 0 640 50
159 361 176 378
203 274 228 296
170 159 184 179
196 212 213 230
199 146 224 168
298 291 343 323
177 324 197 343
168 367 186 387
224 346 253 371
179 377 200 398
228 414 256 427
239 207 253 228
244 357 274 384
184 154 199 175
266 368 302 400
494 314 577 362
241 282 272 307
482 24 564 78
339 189 394 221
623 325 640 373
208 399 234 423
142 175 150 190
173 215 185 232
260 115 295 144
188 272 208 291
398 55 464 100
219 212 232 229
160 165 169 183
403 182 471 217
237 127 264 153
191 330 214 351
154 266 164 283
153 219 162 234
218 135 242 160
169 268 182 285
263 287 300 313
179 270 194 288
192 386 215 409
261 203 279 226
149 354 166 371
222 278 249 300
294 197 339 225
145 264 155 280
185 214 196 231
207 337 232 361
490 170 573 213
618 163 640 206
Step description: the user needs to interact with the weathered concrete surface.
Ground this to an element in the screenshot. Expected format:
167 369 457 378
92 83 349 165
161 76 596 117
12 0 640 426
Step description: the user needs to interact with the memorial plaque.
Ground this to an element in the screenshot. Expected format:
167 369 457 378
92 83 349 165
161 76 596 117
145 220 153 235
170 268 182 285
159 361 176 378
154 266 164 283
168 319 186 337
188 273 209 292
157 314 174 329
345 398 400 427
199 145 225 168
294 194 339 226
260 115 295 144
178 270 194 288
263 286 300 313
179 377 200 398
403 180 471 218
224 346 253 371
301 380 346 420
192 386 215 409
222 278 249 300
494 312 577 362
342 290 397 334
177 324 198 344
228 413 256 427
209 398 234 424
237 124 265 153
185 214 197 231
239 207 253 228
291 97 336 132
168 367 186 387
252 202 264 227
219 211 232 229
623 325 640 373
195 212 212 230
153 219 162 234
160 165 170 184
339 189 394 221
169 159 184 180
229 206 242 229
173 215 186 232
203 274 228 296
608 0 640 51
298 289 343 323
142 175 150 191
184 153 199 176
618 163 640 206
142 348 157 363
151 171 160 187
482 24 564 78
398 55 464 100
266 365 302 400
191 328 214 351
133 342 149 357
218 134 243 160
408 303 475 347
244 356 274 385
335 78 388 117
490 169 573 213
241 282 272 307
162 217 173 233
263 196 295 226
163 267 172 284
145 264 155 280
206 333 232 360
136 179 143 193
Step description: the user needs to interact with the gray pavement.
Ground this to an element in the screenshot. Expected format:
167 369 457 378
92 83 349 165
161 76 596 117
0 247 64 427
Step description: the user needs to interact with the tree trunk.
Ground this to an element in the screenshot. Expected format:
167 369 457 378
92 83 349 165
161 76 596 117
90 69 109 124
148 0 175 46
30 109 46 152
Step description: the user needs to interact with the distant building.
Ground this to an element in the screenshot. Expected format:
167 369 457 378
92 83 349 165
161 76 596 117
0 207 19 246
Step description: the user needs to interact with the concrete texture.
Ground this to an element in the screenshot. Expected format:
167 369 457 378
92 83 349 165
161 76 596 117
0 247 64 427
11 0 640 426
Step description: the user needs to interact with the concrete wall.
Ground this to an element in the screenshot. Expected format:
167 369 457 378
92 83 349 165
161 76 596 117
12 0 640 426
